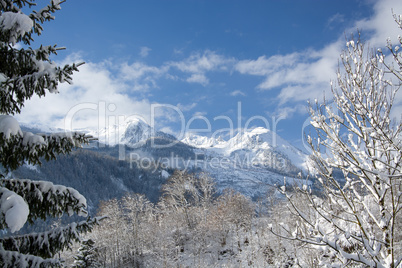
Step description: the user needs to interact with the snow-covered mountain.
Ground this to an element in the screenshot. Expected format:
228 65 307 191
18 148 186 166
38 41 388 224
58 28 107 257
87 118 175 148
22 118 310 198
180 127 309 197
182 127 308 170
182 134 226 148
86 120 310 197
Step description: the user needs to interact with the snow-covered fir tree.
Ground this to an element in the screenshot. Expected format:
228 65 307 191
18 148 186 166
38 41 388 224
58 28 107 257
72 239 100 268
275 13 402 267
0 0 101 266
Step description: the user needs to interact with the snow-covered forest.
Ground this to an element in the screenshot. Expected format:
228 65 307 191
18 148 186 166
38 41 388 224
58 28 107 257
0 0 402 267
63 171 310 267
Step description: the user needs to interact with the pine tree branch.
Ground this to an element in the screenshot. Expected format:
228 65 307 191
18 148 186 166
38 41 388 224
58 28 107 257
0 217 103 259
0 249 61 268
0 131 93 171
1 178 87 223
0 43 83 114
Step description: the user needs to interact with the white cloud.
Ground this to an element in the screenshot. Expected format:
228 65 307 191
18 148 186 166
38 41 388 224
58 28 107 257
159 126 177 136
139 46 151 57
177 102 197 112
235 53 304 77
186 73 209 86
234 0 402 111
15 0 402 132
275 104 307 119
353 0 402 48
16 57 159 132
15 51 233 132
169 50 234 85
173 48 184 55
230 90 246 97
119 61 168 85
170 50 231 73
192 111 207 117
234 43 339 104
326 13 345 29
117 61 170 92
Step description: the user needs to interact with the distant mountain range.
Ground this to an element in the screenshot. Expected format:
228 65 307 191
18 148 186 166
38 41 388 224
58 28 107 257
180 127 309 197
84 118 308 169
88 118 310 197
182 127 308 169
17 118 311 206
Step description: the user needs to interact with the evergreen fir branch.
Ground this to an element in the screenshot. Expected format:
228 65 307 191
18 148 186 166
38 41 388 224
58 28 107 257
0 1 36 12
0 217 103 259
0 131 92 171
0 43 82 114
72 239 100 268
0 1 104 264
0 0 65 46
0 248 61 268
0 178 88 223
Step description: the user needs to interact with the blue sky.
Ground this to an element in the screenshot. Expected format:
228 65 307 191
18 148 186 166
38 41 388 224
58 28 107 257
17 0 402 150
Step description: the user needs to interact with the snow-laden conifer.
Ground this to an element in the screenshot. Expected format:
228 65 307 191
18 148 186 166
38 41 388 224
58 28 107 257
0 0 101 266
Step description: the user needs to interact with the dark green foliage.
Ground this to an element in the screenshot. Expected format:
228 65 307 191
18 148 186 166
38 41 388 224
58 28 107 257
0 0 83 115
0 44 82 114
0 178 87 224
1 0 66 45
0 251 60 268
0 132 90 171
73 239 100 268
1 217 102 259
0 0 102 266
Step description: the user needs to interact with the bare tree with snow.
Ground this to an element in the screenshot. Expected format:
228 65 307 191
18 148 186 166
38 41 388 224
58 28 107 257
274 13 402 267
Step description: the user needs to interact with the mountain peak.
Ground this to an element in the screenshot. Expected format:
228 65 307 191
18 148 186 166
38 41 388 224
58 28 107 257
92 117 177 147
121 117 149 128
181 128 308 170
87 117 152 147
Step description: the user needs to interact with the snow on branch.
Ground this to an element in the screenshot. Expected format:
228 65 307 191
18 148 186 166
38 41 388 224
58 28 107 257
1 178 88 222
0 0 67 46
0 1 100 265
0 43 83 114
0 4 83 114
0 217 103 260
0 187 28 233
0 116 93 170
0 115 22 140
278 21 402 267
0 11 33 45
0 249 60 268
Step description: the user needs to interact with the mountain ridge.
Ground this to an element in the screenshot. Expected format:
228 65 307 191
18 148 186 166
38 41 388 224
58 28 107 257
19 118 310 200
